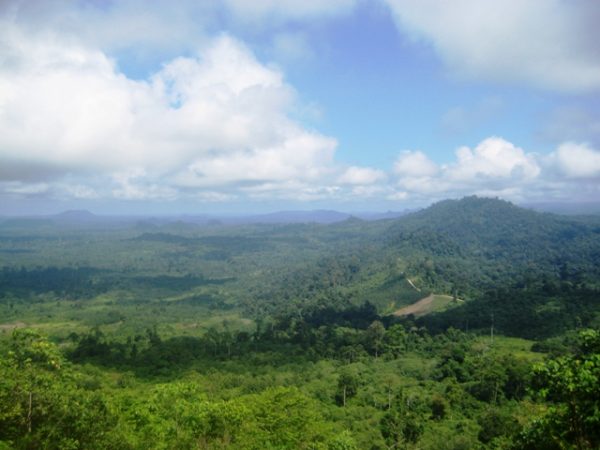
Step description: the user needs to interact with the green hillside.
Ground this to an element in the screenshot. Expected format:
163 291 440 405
381 196 600 294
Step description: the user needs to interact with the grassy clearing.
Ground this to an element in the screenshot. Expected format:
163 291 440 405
472 335 544 362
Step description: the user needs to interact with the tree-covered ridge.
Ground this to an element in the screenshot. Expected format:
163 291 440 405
384 196 600 293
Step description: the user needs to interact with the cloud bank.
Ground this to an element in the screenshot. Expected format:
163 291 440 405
384 0 600 92
390 138 600 203
0 24 348 202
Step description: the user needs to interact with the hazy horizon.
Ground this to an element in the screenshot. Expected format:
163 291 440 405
3 196 600 219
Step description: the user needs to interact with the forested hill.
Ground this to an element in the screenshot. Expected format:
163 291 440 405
389 196 599 252
235 196 600 320
382 196 600 294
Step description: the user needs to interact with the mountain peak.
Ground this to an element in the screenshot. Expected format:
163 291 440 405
388 195 558 249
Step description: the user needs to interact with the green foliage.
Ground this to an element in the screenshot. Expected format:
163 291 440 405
421 281 600 339
477 408 521 445
386 196 600 294
429 395 447 420
366 320 386 358
380 390 425 448
335 370 360 407
0 330 125 449
518 329 600 449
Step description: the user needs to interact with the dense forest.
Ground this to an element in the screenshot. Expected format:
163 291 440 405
1 196 599 449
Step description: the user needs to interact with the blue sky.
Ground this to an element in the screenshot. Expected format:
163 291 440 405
1 0 599 214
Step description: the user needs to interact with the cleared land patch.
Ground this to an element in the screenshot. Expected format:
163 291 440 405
393 294 462 317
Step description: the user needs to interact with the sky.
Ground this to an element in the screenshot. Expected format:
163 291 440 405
1 0 599 215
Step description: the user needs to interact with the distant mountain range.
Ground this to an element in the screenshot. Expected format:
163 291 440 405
0 208 411 227
2 197 600 229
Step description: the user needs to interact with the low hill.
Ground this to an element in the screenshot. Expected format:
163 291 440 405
367 197 600 338
240 196 600 319
382 196 600 295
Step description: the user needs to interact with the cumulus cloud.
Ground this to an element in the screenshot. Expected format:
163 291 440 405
393 137 542 201
547 142 600 179
0 23 341 202
391 137 600 203
394 151 438 177
384 0 600 92
387 191 408 201
338 166 386 185
449 137 540 182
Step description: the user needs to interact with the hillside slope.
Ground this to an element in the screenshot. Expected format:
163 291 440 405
382 196 600 295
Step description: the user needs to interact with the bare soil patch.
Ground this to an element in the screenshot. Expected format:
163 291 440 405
393 294 434 317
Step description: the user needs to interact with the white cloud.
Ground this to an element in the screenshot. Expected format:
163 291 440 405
394 151 438 177
547 142 600 179
448 137 540 182
0 24 340 202
111 170 178 201
0 182 50 195
387 191 408 201
350 185 387 197
0 0 357 61
175 132 337 188
338 166 386 185
60 184 100 200
195 191 237 202
0 1 216 65
393 137 542 201
22 0 352 54
384 0 600 92
241 180 342 202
